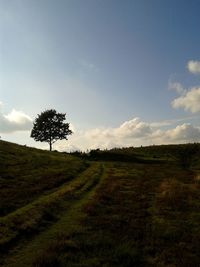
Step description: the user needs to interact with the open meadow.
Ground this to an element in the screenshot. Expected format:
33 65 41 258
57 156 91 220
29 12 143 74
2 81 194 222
1 140 200 266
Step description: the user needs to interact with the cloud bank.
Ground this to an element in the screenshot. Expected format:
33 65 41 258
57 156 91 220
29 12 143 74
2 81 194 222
0 103 32 133
54 117 200 152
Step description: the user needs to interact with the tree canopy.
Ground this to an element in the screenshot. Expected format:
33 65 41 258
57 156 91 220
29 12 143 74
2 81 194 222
31 109 72 151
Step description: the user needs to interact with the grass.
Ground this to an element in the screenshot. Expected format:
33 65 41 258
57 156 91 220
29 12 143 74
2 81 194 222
0 140 88 216
1 140 200 266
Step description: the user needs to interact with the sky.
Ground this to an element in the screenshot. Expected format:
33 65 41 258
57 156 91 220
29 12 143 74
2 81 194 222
1 0 200 151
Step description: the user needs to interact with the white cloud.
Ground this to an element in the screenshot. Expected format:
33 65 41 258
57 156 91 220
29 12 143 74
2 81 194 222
83 118 152 141
154 123 200 144
5 109 32 124
117 118 152 138
187 60 200 74
172 87 200 113
0 104 32 134
167 123 200 141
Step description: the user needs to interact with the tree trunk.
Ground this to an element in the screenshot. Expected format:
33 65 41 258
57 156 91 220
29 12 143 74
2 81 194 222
50 141 52 151
50 128 52 151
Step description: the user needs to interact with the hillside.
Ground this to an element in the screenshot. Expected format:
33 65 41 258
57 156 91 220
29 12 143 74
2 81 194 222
0 140 88 216
1 141 200 266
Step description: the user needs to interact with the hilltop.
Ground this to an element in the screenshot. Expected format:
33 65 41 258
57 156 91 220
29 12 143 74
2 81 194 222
1 140 200 266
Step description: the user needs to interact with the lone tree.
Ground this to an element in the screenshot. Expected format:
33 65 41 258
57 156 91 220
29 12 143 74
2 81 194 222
31 109 72 151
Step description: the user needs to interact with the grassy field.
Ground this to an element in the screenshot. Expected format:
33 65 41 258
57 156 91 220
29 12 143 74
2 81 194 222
1 140 200 266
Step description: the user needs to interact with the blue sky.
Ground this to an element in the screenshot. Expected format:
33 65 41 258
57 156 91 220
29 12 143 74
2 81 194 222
1 0 200 150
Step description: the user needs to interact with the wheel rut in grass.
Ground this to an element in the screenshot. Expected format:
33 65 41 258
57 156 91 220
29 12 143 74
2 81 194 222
30 162 158 267
81 163 157 266
0 163 104 266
